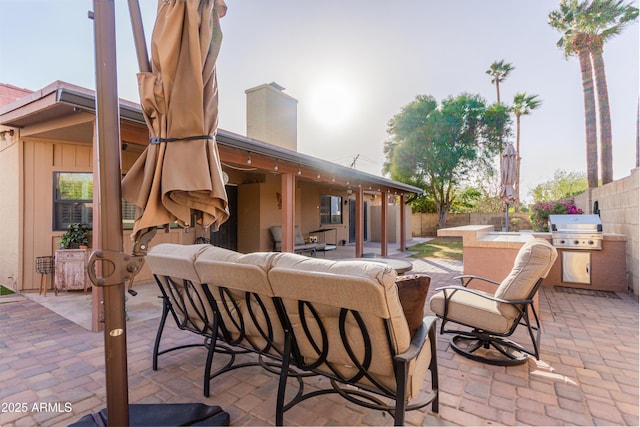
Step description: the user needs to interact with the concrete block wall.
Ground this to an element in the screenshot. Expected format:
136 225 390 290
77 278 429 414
574 168 639 296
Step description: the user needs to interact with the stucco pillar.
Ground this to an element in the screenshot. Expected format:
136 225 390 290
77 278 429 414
380 190 388 257
355 186 364 257
281 173 295 253
400 194 406 252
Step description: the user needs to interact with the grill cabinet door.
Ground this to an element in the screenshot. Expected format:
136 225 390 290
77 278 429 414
562 251 591 285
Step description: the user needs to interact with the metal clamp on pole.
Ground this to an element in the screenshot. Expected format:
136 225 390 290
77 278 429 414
132 227 157 257
88 250 145 290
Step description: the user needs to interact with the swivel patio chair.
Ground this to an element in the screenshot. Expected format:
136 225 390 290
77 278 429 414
429 239 557 366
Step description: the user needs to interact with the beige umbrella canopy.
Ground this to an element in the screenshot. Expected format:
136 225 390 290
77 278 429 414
122 0 229 241
499 143 518 231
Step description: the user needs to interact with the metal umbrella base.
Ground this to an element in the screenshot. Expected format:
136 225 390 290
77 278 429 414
69 403 230 426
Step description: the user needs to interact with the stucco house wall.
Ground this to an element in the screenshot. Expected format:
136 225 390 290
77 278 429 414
0 129 20 290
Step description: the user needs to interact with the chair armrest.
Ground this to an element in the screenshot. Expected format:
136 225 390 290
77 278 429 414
395 316 437 363
454 275 501 287
434 285 534 306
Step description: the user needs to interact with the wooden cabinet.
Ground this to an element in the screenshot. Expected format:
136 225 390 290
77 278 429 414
55 249 89 294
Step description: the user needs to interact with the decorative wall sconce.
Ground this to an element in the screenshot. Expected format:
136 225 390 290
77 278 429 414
247 153 252 164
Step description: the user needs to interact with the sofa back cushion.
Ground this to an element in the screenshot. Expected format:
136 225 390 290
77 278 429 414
494 239 558 319
195 249 284 356
146 244 216 333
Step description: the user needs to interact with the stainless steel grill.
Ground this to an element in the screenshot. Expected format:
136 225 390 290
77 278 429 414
549 214 603 250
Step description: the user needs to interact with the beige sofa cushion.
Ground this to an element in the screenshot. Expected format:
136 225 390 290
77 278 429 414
195 249 284 355
146 243 212 283
146 244 215 332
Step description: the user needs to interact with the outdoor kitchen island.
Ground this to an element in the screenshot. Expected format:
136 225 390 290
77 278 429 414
438 225 628 293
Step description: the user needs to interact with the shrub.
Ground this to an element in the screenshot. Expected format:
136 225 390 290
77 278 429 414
530 197 583 232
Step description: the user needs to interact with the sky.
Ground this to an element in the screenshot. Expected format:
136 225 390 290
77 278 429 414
0 0 638 203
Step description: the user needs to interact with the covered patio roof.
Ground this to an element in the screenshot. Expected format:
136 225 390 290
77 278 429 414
0 80 423 198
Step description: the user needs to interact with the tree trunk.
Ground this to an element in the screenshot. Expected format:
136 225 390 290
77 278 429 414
515 114 521 211
577 45 599 188
592 42 613 184
436 205 448 230
495 82 501 104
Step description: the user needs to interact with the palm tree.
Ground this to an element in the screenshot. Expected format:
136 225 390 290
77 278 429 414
486 60 514 104
581 0 638 184
549 0 599 188
511 93 542 209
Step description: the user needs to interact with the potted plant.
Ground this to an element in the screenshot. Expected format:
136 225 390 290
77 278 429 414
59 223 90 249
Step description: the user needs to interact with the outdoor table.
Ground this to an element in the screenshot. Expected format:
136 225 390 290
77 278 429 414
339 258 413 275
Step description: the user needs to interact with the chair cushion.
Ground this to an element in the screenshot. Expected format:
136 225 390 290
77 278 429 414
294 226 306 246
269 226 282 243
429 289 513 334
396 274 431 337
494 239 557 319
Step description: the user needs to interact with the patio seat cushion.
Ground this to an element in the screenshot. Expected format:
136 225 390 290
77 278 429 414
429 289 512 334
146 244 216 332
396 274 431 337
268 252 430 398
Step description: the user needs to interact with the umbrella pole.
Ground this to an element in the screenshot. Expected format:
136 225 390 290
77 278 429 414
505 203 510 232
127 0 151 73
93 1 129 425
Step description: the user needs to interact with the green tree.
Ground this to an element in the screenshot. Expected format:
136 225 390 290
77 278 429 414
486 60 515 104
510 92 542 209
384 94 511 229
549 0 599 188
582 0 638 184
530 170 588 202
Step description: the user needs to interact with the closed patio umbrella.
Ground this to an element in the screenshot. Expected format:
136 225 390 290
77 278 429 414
499 143 518 232
122 0 229 242
85 1 229 424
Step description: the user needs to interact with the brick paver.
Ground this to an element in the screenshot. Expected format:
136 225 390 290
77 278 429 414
0 252 638 426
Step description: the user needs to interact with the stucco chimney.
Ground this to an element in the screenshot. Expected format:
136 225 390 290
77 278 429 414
245 82 298 151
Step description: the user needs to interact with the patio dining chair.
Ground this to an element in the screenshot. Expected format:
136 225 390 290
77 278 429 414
429 238 557 366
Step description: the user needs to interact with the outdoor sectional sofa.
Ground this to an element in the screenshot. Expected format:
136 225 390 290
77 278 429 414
145 243 438 425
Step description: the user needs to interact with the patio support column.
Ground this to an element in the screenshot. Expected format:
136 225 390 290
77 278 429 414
281 173 295 253
380 190 388 257
399 194 406 252
355 186 364 258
